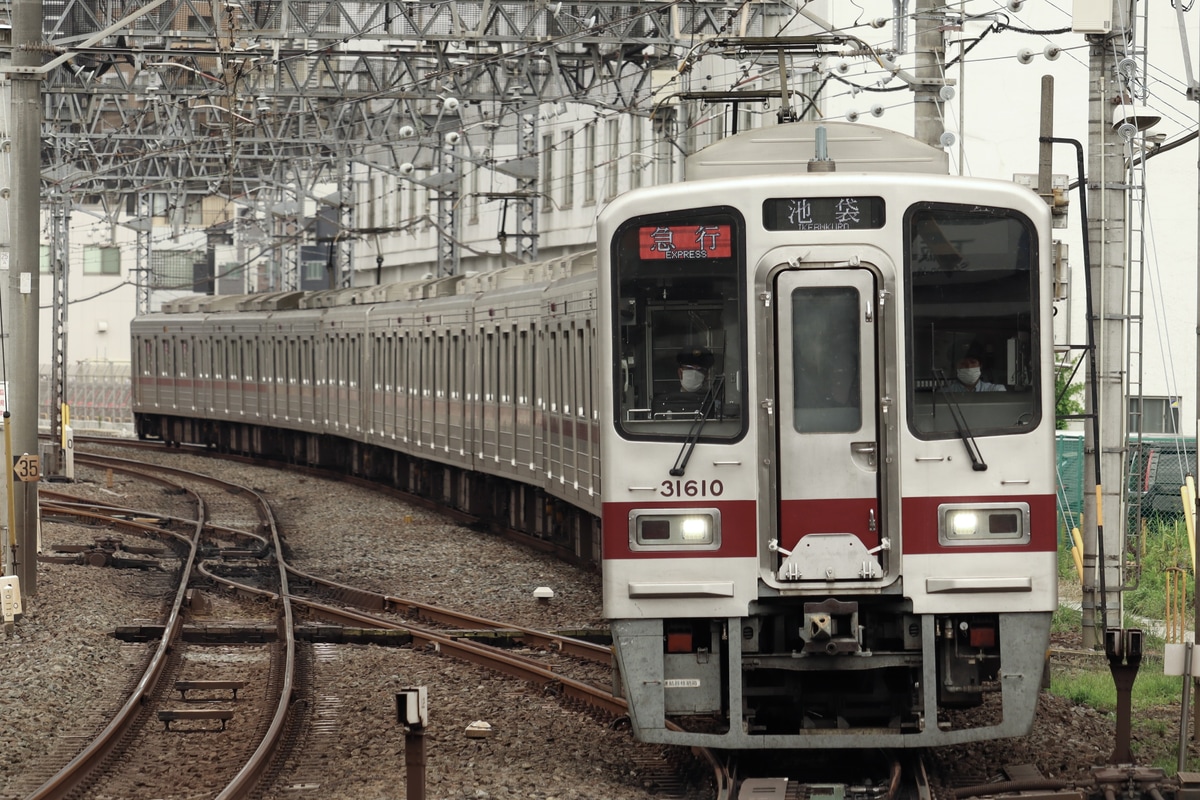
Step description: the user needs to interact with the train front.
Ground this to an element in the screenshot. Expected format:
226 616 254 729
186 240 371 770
597 125 1057 750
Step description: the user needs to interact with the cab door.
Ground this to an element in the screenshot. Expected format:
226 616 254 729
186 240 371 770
774 267 884 582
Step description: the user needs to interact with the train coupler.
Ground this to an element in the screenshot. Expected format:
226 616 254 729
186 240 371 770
801 598 861 655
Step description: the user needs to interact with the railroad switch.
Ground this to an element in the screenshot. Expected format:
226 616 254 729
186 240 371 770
1105 627 1144 765
397 688 429 800
39 535 163 569
1177 772 1200 800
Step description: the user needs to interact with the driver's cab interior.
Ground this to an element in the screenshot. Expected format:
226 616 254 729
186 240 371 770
613 210 746 440
905 204 1041 439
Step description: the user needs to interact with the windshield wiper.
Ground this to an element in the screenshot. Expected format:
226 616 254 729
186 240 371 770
669 376 724 477
933 369 988 472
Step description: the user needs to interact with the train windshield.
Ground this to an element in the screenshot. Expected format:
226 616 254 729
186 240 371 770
905 204 1040 438
611 207 747 439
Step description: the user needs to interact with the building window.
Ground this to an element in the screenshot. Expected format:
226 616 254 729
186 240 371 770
468 165 480 224
631 119 644 190
83 245 121 275
584 124 596 204
380 174 391 228
541 132 555 213
303 258 326 282
561 131 575 209
1129 396 1181 435
655 135 672 185
606 117 620 199
738 104 753 134
366 173 378 228
708 113 725 149
151 250 203 290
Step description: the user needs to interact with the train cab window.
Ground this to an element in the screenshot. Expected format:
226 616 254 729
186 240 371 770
905 205 1040 438
611 207 746 439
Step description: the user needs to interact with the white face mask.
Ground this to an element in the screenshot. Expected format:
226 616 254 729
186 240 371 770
957 367 981 385
680 368 705 392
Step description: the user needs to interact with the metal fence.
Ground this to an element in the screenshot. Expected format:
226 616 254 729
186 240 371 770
38 361 133 432
1056 432 1198 534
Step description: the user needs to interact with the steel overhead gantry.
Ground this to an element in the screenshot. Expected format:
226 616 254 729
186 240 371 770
38 0 789 286
28 0 795 488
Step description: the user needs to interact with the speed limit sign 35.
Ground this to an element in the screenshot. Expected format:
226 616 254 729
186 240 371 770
12 453 39 482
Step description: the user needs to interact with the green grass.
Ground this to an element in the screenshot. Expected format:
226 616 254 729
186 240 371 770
1058 517 1196 621
1050 656 1179 710
1052 602 1082 635
1125 517 1195 621
1051 515 1200 772
1048 648 1192 771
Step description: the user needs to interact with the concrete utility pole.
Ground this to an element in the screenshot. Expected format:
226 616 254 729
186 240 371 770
0 32 10 575
1080 0 1134 646
7 0 42 594
913 0 948 149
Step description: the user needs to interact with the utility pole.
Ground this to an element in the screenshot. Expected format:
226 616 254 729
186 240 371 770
434 134 461 278
913 0 948 149
1080 1 1133 646
7 0 42 595
48 188 68 477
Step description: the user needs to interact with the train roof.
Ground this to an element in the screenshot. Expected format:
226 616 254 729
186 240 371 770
145 249 597 317
456 251 595 295
685 121 950 181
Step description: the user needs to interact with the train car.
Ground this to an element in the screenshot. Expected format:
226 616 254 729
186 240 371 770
132 253 605 556
598 122 1055 748
131 120 1056 752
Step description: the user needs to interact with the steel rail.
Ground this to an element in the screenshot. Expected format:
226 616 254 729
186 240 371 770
286 564 612 662
67 439 723 797
24 482 205 800
198 560 627 717
36 455 297 800
39 499 271 550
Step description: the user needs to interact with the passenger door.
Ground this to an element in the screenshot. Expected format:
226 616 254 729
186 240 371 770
774 267 884 582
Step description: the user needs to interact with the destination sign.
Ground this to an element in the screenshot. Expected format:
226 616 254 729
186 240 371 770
763 196 885 231
638 224 734 260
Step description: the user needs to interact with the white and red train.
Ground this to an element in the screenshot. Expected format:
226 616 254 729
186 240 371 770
132 121 1057 749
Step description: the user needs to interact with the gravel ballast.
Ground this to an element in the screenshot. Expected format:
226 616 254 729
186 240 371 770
0 447 1142 799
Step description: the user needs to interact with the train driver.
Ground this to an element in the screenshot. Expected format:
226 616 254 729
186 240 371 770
653 346 717 418
676 346 715 393
947 356 1006 392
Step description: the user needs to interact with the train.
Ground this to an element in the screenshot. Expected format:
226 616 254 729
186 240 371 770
132 120 1057 750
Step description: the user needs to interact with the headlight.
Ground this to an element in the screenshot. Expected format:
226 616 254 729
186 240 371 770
938 503 1029 545
950 511 979 537
680 516 711 540
629 509 721 550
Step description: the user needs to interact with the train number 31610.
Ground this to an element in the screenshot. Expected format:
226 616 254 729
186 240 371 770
660 479 724 498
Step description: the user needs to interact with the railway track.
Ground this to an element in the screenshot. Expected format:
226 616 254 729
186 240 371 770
19 446 720 798
11 455 297 800
25 439 1151 800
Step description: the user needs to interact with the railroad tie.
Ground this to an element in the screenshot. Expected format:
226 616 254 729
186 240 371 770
157 709 234 731
175 679 247 701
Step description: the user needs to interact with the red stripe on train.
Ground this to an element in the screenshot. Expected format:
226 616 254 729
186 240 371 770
602 500 757 559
